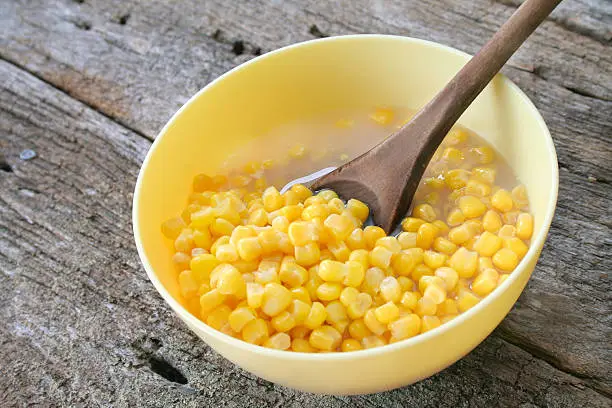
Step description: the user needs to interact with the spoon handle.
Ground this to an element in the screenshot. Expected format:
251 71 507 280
389 0 563 167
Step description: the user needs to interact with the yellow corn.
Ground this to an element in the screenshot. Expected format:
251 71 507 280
492 248 519 271
341 339 363 352
472 268 499 296
304 302 327 329
242 318 269 345
348 319 372 340
457 290 480 312
346 228 367 250
458 195 487 218
449 247 479 278
309 325 342 351
491 189 513 212
516 213 534 240
416 223 438 249
473 231 503 257
316 282 343 301
389 314 421 340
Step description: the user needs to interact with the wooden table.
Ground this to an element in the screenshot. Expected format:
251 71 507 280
1 1 610 406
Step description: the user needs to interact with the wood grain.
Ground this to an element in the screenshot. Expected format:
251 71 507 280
1 0 611 406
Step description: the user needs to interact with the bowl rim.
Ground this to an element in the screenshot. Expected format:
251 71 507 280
132 34 559 361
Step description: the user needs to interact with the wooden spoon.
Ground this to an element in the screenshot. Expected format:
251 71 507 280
308 0 562 233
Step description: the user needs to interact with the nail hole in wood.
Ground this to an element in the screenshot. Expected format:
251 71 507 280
309 24 328 38
148 356 188 384
232 40 245 55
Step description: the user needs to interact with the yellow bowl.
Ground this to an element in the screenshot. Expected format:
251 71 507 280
133 35 558 395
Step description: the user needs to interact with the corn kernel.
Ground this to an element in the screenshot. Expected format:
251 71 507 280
316 260 344 282
374 301 400 324
498 274 510 285
449 248 479 278
472 167 496 184
437 299 458 316
348 319 372 340
216 243 239 262
304 302 327 329
323 213 354 241
400 291 418 310
361 267 385 296
445 169 471 189
189 254 219 281
279 261 308 288
234 237 262 262
473 231 503 257
346 292 373 319
442 147 464 164
173 252 192 272
516 213 534 240
178 270 199 299
391 250 420 276
491 189 513 212
503 237 528 260
215 264 246 298
271 215 289 232
421 315 442 333
325 300 349 333
435 266 459 292
389 314 421 340
446 208 466 227
412 204 437 222
397 232 418 249
362 335 387 349
242 318 269 345
472 268 499 296
162 217 187 240
364 308 386 335
341 339 363 352
370 246 394 269
411 264 434 282
470 146 496 164
271 311 296 332
448 224 472 245
261 283 292 316
369 107 394 125
498 225 516 239
262 333 290 350
290 325 310 339
380 276 402 303
290 287 311 305
327 240 351 262
309 325 342 351
416 223 438 249
422 282 446 305
200 288 225 313
512 185 529 209
401 217 426 233
423 250 447 269
446 127 468 145
316 281 343 301
346 228 366 250
492 248 519 272
457 290 480 312
346 198 369 223
290 184 312 201
293 242 320 266
458 195 487 219
288 221 318 246
291 338 315 352
415 295 437 317
229 307 256 332
206 304 232 331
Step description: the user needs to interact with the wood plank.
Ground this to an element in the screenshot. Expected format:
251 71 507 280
1 58 610 407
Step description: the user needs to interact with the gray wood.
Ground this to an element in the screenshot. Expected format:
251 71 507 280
1 0 611 406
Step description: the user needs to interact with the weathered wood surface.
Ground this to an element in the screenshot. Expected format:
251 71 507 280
0 0 610 406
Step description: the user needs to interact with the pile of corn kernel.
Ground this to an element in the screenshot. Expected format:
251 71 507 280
162 127 533 353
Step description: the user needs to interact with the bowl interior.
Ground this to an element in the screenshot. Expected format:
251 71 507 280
135 36 556 306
